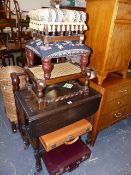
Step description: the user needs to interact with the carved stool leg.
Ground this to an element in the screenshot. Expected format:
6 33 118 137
36 79 46 110
80 53 91 95
11 72 20 92
25 74 32 90
42 58 52 80
80 53 89 74
25 49 35 67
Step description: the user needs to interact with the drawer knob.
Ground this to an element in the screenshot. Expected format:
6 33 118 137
117 101 121 105
114 112 122 118
121 89 128 94
124 89 128 94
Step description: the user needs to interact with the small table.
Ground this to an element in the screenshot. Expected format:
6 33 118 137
14 83 101 173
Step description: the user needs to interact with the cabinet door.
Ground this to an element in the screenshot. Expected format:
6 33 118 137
105 23 131 71
116 1 131 21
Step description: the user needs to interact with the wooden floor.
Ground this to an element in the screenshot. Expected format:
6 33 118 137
0 90 131 175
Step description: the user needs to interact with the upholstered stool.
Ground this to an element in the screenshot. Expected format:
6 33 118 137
26 40 91 79
23 7 92 110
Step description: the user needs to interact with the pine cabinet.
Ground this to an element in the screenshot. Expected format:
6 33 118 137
85 0 131 85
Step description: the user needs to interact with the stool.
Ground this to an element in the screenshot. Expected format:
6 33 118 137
0 47 15 66
0 33 15 66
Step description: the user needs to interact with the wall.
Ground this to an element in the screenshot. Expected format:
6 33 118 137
11 0 50 11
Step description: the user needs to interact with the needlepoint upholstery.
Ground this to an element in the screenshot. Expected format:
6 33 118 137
26 39 91 59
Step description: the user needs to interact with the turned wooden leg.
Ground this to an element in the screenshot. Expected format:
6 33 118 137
10 72 20 92
2 56 6 66
25 49 35 67
17 106 30 149
22 125 30 150
121 69 127 78
80 54 91 95
36 79 46 110
80 53 89 75
42 58 52 80
25 74 32 90
8 57 11 65
34 149 42 174
33 138 42 174
97 72 107 85
12 55 15 65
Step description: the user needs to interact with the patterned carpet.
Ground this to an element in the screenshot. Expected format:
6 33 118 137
0 91 131 175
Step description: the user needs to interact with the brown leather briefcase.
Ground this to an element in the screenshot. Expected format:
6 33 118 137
39 119 92 152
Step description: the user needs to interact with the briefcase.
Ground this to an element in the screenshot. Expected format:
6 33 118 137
39 119 92 152
42 139 91 175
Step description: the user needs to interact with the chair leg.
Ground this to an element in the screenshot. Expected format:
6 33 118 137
11 55 15 65
8 57 10 65
2 56 6 66
7 54 15 65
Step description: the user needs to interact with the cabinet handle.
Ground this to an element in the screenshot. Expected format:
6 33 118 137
117 101 122 105
121 89 128 94
114 112 122 118
124 89 128 94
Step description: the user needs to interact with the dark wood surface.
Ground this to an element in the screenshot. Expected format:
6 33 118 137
15 81 101 138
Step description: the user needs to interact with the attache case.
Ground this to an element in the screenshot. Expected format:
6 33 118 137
42 139 91 175
39 119 92 152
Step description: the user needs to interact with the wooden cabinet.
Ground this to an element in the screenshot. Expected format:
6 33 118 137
85 0 131 85
89 73 131 145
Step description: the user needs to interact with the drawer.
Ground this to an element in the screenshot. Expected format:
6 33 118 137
101 94 131 115
104 81 131 102
98 104 130 131
116 1 131 21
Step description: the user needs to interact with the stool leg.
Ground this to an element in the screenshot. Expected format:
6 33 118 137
7 54 15 65
11 55 15 65
25 49 34 67
2 56 6 66
8 57 10 65
42 58 52 80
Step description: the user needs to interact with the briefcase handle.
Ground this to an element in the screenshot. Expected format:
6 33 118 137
65 136 79 145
